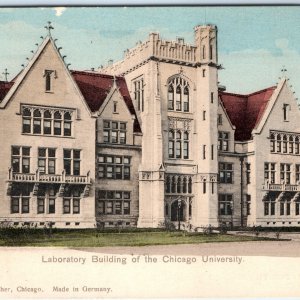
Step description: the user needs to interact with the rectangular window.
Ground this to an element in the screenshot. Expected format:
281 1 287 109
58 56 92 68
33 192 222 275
211 92 214 104
264 163 276 184
296 202 300 216
133 78 144 112
11 146 30 174
296 165 300 182
21 197 29 213
219 162 233 184
11 197 19 213
63 199 71 214
246 194 251 216
97 154 131 180
246 163 251 184
73 199 80 214
63 149 81 176
218 132 229 151
280 163 291 184
49 198 55 214
97 190 131 215
203 145 206 160
217 114 222 125
218 194 233 215
37 198 45 214
102 120 127 144
38 148 56 174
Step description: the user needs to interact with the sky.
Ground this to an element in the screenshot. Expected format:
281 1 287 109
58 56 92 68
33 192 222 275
0 6 300 96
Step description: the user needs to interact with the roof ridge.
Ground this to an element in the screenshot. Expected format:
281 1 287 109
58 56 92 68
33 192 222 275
220 86 276 98
71 70 124 79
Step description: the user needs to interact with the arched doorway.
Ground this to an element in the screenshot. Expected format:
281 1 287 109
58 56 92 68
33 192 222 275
171 200 186 221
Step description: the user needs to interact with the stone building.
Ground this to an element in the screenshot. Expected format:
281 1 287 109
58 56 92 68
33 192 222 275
0 23 300 228
100 24 300 228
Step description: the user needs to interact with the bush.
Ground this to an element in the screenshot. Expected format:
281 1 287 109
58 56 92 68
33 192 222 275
158 220 176 231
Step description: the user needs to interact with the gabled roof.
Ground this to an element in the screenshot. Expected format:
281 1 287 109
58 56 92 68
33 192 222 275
0 81 14 102
71 70 141 133
219 86 276 141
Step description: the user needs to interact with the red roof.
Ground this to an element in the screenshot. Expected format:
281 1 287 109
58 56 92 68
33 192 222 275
0 81 14 102
71 71 141 133
219 87 276 141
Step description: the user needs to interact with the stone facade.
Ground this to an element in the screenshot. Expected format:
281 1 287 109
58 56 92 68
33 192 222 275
100 24 300 228
1 24 300 229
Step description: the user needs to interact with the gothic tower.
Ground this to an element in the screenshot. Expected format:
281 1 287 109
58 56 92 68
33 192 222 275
193 24 219 226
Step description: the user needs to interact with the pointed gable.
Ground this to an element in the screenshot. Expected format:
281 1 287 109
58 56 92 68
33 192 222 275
219 86 276 141
71 70 141 133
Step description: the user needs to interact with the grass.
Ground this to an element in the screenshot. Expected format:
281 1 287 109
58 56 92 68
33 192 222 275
0 228 279 247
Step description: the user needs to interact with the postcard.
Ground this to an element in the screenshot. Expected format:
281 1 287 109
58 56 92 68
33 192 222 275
0 5 300 298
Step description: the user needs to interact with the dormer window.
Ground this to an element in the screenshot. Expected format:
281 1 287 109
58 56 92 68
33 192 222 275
44 70 55 92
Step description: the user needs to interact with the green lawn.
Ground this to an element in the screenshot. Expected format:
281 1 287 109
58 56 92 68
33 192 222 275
0 229 277 247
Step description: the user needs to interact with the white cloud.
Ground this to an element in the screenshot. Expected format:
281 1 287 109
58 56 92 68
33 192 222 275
53 7 66 17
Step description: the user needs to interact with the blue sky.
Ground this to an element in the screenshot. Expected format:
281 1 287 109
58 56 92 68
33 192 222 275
1 6 300 96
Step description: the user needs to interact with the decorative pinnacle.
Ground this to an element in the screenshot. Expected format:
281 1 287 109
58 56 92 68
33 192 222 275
45 21 54 36
281 66 287 77
2 68 9 82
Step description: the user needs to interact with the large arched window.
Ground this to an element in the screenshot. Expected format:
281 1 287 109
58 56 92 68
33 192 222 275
167 77 190 112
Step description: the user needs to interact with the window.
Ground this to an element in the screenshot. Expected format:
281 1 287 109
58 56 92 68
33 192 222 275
246 194 251 215
217 114 222 125
63 187 82 214
33 109 42 134
97 190 131 215
271 131 300 155
203 110 206 120
264 163 276 184
10 185 31 214
54 111 62 135
43 110 52 134
289 136 294 153
270 133 275 153
97 154 131 180
219 163 233 184
21 106 73 137
45 70 54 92
246 163 251 184
165 175 192 194
279 197 291 216
211 92 214 104
218 194 233 216
38 148 56 174
103 120 127 144
283 135 287 153
11 146 30 173
167 77 190 112
22 108 31 133
296 201 300 216
283 103 290 121
218 132 229 151
133 78 144 112
168 130 189 159
280 163 291 184
203 145 206 160
63 112 72 136
63 149 81 176
264 195 276 216
296 165 300 182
